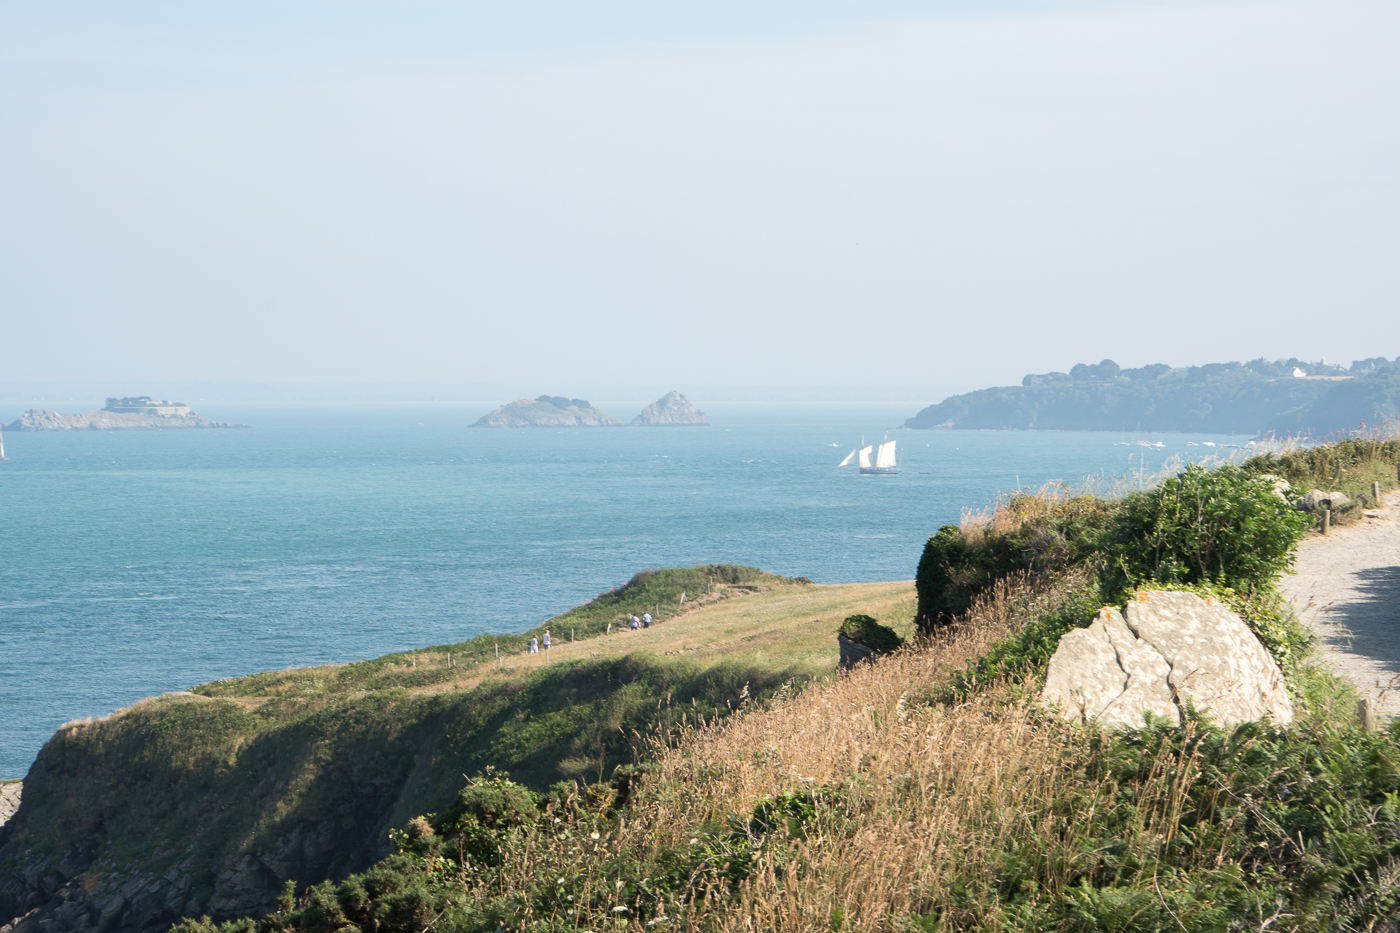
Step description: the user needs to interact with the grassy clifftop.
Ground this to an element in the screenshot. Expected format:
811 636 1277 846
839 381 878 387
0 569 914 931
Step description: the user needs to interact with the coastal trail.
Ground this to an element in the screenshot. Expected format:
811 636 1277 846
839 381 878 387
418 579 916 694
1281 489 1400 716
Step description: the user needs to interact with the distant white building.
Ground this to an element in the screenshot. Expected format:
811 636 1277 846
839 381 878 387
1292 367 1307 378
103 396 191 416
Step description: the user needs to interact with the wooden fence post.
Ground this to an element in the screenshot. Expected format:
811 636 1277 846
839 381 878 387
1322 509 1331 535
1359 697 1378 732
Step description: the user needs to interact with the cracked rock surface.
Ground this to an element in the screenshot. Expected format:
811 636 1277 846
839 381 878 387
1040 590 1293 728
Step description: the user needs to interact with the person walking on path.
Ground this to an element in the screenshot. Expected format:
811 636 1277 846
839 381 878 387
543 630 551 652
629 614 640 631
530 636 539 654
642 612 652 628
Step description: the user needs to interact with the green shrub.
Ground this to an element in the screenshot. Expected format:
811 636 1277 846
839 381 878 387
838 614 903 653
431 770 541 868
913 494 1115 634
1104 464 1311 593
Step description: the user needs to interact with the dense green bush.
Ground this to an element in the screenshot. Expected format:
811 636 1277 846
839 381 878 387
913 494 1115 635
433 770 541 868
838 614 903 653
1105 464 1311 593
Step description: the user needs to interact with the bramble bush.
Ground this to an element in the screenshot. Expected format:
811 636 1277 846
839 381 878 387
1104 463 1311 594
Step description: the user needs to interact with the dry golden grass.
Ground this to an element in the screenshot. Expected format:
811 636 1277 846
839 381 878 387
633 580 1089 931
473 576 1193 932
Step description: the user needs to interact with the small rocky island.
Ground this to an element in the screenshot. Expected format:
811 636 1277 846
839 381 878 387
630 390 707 426
1 397 250 431
472 396 624 427
473 392 708 427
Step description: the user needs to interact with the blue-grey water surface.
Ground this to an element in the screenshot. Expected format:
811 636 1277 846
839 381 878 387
0 402 1249 776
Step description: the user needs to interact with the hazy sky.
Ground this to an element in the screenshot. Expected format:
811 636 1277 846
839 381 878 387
3 0 1396 401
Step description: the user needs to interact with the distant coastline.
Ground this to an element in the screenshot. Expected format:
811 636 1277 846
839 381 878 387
903 357 1400 436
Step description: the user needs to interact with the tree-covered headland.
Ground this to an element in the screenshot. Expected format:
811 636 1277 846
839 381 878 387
905 355 1400 434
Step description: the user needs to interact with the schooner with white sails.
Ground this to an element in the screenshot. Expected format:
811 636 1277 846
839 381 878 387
838 433 900 475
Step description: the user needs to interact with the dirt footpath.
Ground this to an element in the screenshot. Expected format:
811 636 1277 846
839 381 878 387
1280 489 1400 715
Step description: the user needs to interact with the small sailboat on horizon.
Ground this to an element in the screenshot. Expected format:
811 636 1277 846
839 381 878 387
0 430 7 461
838 432 901 475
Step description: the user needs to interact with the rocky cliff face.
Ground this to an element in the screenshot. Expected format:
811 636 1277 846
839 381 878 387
630 391 707 426
2 409 250 431
472 396 623 427
0 699 415 933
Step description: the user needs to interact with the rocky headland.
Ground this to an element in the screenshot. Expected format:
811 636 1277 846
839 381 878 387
630 390 707 426
903 355 1400 434
0 567 844 933
2 410 249 431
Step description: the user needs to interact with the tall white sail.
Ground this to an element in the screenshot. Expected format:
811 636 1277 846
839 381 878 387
857 445 873 469
838 449 857 468
875 440 897 469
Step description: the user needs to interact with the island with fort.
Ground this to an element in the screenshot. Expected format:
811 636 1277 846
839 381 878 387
1 397 251 431
472 390 707 427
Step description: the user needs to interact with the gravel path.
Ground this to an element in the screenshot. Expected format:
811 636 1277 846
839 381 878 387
1280 489 1400 715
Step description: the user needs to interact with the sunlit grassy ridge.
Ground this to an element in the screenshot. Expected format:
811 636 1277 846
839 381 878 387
194 565 804 700
4 571 913 919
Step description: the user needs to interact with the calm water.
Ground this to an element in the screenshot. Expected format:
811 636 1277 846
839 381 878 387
0 402 1247 776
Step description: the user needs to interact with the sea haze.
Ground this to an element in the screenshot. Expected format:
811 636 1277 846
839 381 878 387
0 402 1248 776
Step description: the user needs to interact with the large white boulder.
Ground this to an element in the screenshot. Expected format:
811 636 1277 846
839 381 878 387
1040 590 1293 728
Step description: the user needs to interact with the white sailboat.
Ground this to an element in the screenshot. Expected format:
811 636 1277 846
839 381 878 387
0 430 7 461
838 439 869 469
837 433 900 475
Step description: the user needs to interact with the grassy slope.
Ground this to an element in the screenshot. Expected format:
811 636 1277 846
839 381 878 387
2 575 914 907
174 574 1400 933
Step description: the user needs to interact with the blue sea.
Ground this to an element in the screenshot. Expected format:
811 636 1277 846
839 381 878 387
0 402 1250 776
